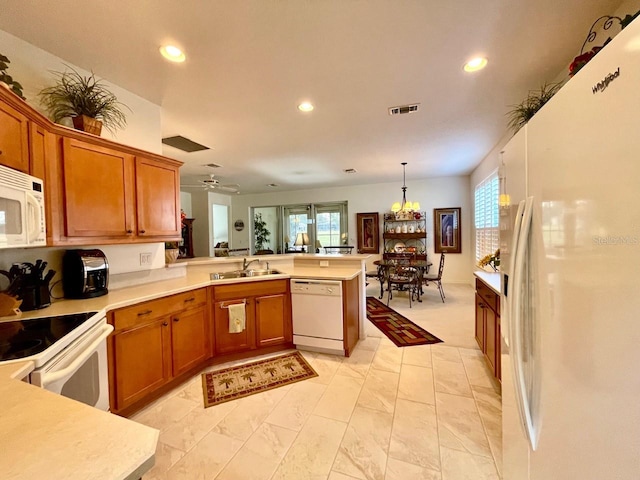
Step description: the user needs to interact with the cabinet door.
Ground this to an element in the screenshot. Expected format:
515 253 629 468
135 157 180 237
171 306 209 376
28 123 53 181
62 138 135 237
0 100 29 173
484 306 497 374
475 293 486 352
213 299 256 354
255 293 289 348
112 318 171 410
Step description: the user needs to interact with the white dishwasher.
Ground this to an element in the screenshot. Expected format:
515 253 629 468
290 279 344 355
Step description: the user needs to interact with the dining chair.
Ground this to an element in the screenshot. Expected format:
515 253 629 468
386 260 419 308
423 253 446 302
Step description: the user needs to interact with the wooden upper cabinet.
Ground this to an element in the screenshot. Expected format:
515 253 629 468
135 156 180 237
0 100 29 173
61 137 136 237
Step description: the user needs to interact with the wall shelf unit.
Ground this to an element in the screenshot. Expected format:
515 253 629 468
382 212 427 260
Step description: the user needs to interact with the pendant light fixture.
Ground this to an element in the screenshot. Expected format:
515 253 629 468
391 162 420 216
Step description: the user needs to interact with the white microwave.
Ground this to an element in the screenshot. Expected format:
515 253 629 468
0 164 46 248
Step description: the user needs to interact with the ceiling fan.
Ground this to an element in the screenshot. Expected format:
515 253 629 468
181 174 240 194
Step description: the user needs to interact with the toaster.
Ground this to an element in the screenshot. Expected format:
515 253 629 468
62 249 109 299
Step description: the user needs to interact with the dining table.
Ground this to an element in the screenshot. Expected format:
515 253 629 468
372 258 433 302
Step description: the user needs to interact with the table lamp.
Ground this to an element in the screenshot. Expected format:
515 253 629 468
294 233 309 252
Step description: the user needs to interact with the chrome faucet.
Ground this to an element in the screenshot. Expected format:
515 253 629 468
242 258 260 271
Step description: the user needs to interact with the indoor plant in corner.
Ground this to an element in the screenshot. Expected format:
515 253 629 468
254 213 271 252
38 65 129 136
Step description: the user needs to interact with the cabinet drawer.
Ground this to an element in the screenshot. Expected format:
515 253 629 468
475 278 499 313
212 280 288 301
111 288 207 332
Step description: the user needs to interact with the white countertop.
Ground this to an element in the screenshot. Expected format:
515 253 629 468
0 259 364 479
474 270 501 294
1 262 363 322
0 361 158 480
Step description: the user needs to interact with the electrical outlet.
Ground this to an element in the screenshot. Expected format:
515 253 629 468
140 253 152 265
320 260 329 267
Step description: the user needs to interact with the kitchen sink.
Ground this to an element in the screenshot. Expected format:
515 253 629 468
210 269 281 280
245 269 281 277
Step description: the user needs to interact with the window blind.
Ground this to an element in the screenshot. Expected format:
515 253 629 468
474 171 499 262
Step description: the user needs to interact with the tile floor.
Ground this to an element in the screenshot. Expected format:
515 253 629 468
133 282 502 480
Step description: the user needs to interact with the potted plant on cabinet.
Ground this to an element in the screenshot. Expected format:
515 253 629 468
38 65 129 136
0 53 25 99
506 82 563 133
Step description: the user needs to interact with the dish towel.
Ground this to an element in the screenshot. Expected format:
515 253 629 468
228 303 246 333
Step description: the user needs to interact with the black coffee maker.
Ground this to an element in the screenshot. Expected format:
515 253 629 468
1 260 55 311
63 249 109 299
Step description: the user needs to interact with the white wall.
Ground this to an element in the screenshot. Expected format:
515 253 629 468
230 176 472 283
180 191 192 218
0 28 170 278
189 190 233 257
0 29 163 154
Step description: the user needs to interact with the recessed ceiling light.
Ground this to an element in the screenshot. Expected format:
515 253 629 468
343 168 357 174
464 57 488 72
160 45 186 63
267 183 279 187
298 102 314 112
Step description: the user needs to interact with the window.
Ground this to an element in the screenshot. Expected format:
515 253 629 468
474 171 499 262
251 202 348 254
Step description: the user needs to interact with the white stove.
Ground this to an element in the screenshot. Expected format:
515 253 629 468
0 310 113 410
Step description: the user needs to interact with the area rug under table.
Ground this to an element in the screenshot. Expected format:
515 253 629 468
366 296 443 347
201 351 318 407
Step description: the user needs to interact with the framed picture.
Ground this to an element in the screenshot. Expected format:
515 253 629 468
434 207 461 253
356 212 379 254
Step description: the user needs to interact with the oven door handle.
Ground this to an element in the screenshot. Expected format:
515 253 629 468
40 324 114 388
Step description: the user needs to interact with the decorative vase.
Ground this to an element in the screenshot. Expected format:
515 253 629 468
72 115 103 136
165 249 180 264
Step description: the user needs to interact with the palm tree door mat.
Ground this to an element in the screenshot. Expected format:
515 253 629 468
201 351 318 408
366 296 443 347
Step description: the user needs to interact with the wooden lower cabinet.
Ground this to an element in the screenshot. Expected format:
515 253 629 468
112 317 172 409
212 280 292 355
475 294 486 352
109 281 295 415
108 288 210 414
475 278 501 381
256 293 291 348
213 298 256 354
171 306 209 377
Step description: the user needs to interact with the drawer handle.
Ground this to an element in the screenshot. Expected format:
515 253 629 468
173 317 180 322
137 309 153 316
184 297 195 303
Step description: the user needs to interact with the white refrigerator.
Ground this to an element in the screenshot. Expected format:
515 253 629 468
500 16 640 480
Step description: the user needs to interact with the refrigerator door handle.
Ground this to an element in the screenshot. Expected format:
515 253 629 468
510 196 539 450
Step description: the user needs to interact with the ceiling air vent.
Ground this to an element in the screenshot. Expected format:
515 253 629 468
343 168 357 174
162 135 210 152
388 103 420 116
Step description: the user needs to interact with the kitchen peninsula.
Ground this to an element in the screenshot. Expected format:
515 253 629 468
0 253 366 479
